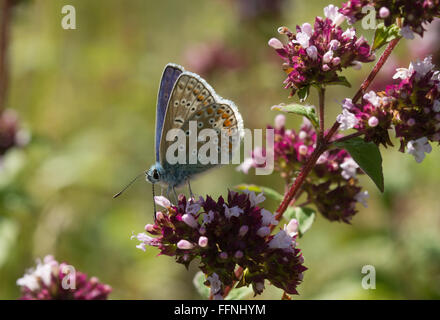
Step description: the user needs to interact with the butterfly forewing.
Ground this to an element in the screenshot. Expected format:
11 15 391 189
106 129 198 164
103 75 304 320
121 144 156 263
155 64 183 162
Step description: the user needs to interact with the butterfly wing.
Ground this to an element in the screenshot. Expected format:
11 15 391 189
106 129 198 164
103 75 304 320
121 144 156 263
155 64 184 162
159 71 244 177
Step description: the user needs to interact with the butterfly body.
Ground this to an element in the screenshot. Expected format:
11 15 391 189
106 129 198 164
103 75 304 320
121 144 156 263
147 63 244 197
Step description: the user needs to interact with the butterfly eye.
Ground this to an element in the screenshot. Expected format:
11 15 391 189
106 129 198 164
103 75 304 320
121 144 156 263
153 169 159 180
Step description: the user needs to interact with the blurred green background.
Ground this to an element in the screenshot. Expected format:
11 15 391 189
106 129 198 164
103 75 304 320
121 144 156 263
1 0 440 299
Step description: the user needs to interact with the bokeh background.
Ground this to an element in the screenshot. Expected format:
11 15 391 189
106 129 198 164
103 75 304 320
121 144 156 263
1 0 440 299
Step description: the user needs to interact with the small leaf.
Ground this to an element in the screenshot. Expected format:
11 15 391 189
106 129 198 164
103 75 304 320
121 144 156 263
235 184 283 201
335 137 384 192
284 207 316 237
372 23 401 51
271 103 319 129
193 271 210 299
297 85 310 102
325 76 352 88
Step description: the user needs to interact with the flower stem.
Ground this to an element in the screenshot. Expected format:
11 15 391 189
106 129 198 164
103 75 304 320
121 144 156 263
0 0 12 112
318 86 326 141
330 129 367 145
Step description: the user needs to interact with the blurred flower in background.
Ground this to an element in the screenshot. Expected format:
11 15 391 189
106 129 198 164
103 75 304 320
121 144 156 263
0 109 29 164
17 255 112 300
225 0 287 22
184 41 244 78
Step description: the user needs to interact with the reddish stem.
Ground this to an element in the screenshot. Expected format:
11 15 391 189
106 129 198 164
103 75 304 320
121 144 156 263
318 86 325 141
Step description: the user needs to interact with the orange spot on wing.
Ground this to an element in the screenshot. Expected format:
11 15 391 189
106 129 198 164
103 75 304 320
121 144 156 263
223 120 231 127
222 113 228 119
197 95 204 101
207 108 213 114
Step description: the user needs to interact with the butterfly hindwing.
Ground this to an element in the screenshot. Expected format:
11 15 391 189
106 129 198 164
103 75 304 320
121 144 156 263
159 71 243 170
155 64 183 162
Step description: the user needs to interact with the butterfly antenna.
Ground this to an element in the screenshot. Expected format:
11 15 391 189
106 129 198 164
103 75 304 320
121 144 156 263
113 173 144 198
152 183 157 222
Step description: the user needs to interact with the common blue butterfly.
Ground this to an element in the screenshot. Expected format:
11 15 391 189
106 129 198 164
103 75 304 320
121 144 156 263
144 63 244 202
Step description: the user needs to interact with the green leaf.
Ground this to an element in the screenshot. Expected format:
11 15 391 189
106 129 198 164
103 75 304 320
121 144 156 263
271 103 319 129
193 271 210 299
235 184 283 201
325 76 352 88
297 85 310 102
372 23 401 51
335 137 384 192
284 207 316 237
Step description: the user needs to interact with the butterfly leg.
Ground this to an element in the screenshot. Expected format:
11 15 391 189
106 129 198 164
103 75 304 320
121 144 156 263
187 179 194 199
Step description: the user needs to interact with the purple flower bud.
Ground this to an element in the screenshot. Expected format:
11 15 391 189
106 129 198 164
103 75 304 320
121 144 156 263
286 219 299 237
238 225 249 237
323 50 334 64
155 211 164 220
182 214 198 228
154 196 171 208
332 57 341 66
234 251 243 259
274 114 286 129
268 37 284 50
407 118 416 126
298 145 308 156
368 116 379 127
219 252 228 260
306 45 318 60
177 240 194 250
145 224 154 232
322 64 330 71
257 226 271 237
198 236 208 247
379 7 390 18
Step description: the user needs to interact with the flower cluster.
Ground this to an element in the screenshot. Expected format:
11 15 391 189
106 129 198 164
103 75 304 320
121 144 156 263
17 255 112 300
269 5 375 97
0 109 28 159
132 191 306 297
339 0 440 38
337 56 440 162
239 114 368 223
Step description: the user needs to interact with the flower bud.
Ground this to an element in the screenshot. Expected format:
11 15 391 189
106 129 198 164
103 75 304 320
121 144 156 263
238 225 249 237
368 116 379 127
379 7 390 18
219 252 228 260
234 251 243 259
286 219 298 237
177 240 194 250
182 214 198 228
198 236 208 247
268 37 284 50
274 114 286 129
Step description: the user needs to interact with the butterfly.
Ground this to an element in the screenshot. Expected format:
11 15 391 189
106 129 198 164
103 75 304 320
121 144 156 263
114 63 244 212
